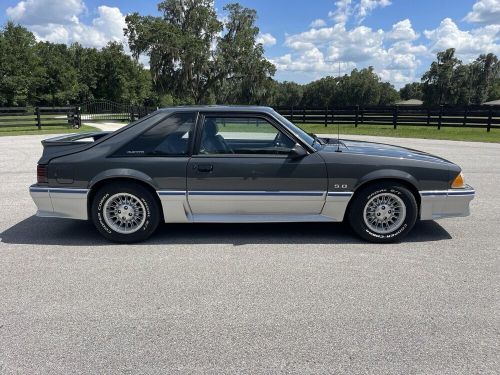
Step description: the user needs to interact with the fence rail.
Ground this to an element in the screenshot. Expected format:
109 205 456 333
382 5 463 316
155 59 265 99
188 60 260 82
275 105 500 132
1 104 499 132
0 107 80 129
0 102 156 130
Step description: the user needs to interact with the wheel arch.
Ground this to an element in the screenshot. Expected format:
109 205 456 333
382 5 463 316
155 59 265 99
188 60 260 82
344 173 421 221
87 175 163 221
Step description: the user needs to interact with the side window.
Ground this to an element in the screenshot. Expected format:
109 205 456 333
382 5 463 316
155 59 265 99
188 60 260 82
199 117 296 155
115 112 196 156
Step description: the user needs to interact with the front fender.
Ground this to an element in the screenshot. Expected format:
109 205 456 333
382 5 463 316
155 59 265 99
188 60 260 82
355 169 420 191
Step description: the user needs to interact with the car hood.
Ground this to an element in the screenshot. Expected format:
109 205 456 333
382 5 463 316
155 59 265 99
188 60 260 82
318 138 454 165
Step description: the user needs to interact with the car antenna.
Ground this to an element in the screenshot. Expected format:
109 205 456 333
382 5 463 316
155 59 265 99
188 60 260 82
335 109 341 152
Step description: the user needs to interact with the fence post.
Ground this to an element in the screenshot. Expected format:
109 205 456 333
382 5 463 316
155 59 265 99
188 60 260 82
393 105 398 129
355 105 359 128
302 107 306 124
487 107 493 132
74 106 81 129
35 107 41 130
290 106 294 123
438 105 443 130
427 107 431 126
324 107 328 127
463 107 468 127
360 107 364 125
130 106 136 122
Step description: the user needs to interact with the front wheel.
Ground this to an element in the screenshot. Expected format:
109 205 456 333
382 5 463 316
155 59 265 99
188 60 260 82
91 182 160 243
348 183 418 243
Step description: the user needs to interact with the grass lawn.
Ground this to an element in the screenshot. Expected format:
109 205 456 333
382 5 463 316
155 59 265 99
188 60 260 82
0 124 100 136
300 123 500 143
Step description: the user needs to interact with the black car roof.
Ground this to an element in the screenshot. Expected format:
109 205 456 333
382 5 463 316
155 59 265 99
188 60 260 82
157 105 276 114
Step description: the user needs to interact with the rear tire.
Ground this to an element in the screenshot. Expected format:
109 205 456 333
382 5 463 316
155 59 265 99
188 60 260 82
348 182 418 243
91 181 160 243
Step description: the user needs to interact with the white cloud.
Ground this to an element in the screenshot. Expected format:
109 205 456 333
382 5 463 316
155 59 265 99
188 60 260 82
328 0 391 24
328 0 352 25
464 0 500 25
6 0 127 49
256 32 277 47
386 19 419 41
272 17 427 87
310 19 327 28
6 0 85 25
357 0 392 22
424 18 500 59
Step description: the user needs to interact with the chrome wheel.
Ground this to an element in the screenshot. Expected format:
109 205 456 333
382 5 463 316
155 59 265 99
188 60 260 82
363 192 406 234
103 193 146 234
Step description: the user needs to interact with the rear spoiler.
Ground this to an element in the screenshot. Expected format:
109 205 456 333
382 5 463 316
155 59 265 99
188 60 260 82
41 131 111 146
38 131 112 164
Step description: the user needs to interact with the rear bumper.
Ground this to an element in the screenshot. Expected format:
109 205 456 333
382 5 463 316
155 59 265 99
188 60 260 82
419 185 475 220
29 185 89 220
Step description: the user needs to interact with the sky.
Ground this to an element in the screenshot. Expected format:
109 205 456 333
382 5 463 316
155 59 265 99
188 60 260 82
1 0 499 88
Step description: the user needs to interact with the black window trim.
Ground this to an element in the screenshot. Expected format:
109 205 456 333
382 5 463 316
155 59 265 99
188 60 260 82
192 112 310 158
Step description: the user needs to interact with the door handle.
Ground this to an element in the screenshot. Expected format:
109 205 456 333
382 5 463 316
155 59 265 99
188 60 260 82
196 164 213 173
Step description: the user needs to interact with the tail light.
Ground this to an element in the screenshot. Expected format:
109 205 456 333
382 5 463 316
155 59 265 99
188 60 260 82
37 164 48 184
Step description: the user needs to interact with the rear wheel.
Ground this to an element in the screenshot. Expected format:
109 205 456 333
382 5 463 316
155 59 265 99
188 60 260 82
348 182 418 243
91 182 160 243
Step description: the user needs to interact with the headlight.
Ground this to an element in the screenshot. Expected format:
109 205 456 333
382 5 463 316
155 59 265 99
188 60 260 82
451 172 465 189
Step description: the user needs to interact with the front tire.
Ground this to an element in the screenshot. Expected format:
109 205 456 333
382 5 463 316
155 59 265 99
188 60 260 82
91 182 160 243
348 182 418 243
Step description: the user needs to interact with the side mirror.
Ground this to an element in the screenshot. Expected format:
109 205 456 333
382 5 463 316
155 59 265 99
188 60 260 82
288 144 308 159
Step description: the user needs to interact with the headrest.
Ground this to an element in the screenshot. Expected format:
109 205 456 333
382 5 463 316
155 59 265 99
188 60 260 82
204 119 218 136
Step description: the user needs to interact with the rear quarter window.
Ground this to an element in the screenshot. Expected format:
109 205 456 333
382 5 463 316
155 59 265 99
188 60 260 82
114 112 196 156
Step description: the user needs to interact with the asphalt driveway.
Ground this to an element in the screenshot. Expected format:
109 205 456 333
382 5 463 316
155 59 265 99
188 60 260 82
0 134 499 374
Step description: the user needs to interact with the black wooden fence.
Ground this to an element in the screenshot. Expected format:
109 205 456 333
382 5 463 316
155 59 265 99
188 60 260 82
0 107 81 129
0 101 156 130
1 103 499 132
275 105 500 132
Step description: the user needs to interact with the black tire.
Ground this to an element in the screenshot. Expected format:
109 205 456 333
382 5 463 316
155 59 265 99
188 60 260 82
348 182 418 243
91 181 160 243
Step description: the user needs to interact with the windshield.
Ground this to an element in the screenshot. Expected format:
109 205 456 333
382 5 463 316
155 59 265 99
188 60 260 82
272 112 318 149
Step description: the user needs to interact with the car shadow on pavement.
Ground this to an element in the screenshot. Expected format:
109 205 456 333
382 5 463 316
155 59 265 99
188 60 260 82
0 215 452 247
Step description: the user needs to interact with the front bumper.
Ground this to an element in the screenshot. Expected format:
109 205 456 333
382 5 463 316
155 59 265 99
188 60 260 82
419 185 475 220
29 185 89 220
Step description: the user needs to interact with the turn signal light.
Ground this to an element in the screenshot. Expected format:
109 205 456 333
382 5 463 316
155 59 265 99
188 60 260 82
451 172 465 189
37 164 48 184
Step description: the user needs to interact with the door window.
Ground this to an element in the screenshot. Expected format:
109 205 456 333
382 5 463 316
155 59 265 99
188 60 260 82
198 117 296 155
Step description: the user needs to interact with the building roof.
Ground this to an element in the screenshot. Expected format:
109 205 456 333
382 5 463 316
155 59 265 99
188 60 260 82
483 99 500 106
395 99 423 105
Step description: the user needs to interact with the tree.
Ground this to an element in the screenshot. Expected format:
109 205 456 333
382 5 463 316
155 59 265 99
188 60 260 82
0 22 41 106
422 48 462 105
125 0 276 104
270 81 303 107
214 3 275 104
378 82 399 105
399 82 423 100
125 0 223 103
469 53 499 104
35 42 79 105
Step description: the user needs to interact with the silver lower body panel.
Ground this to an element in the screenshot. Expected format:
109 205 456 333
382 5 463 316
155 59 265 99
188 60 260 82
158 190 354 223
419 185 475 220
30 186 89 220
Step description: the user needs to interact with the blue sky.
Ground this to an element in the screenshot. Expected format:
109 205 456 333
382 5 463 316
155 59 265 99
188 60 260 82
2 0 499 88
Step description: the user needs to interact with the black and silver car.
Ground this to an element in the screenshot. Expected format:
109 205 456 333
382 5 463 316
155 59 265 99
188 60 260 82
29 106 475 243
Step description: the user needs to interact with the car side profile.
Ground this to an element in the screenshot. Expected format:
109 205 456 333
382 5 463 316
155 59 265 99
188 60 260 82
29 106 475 243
